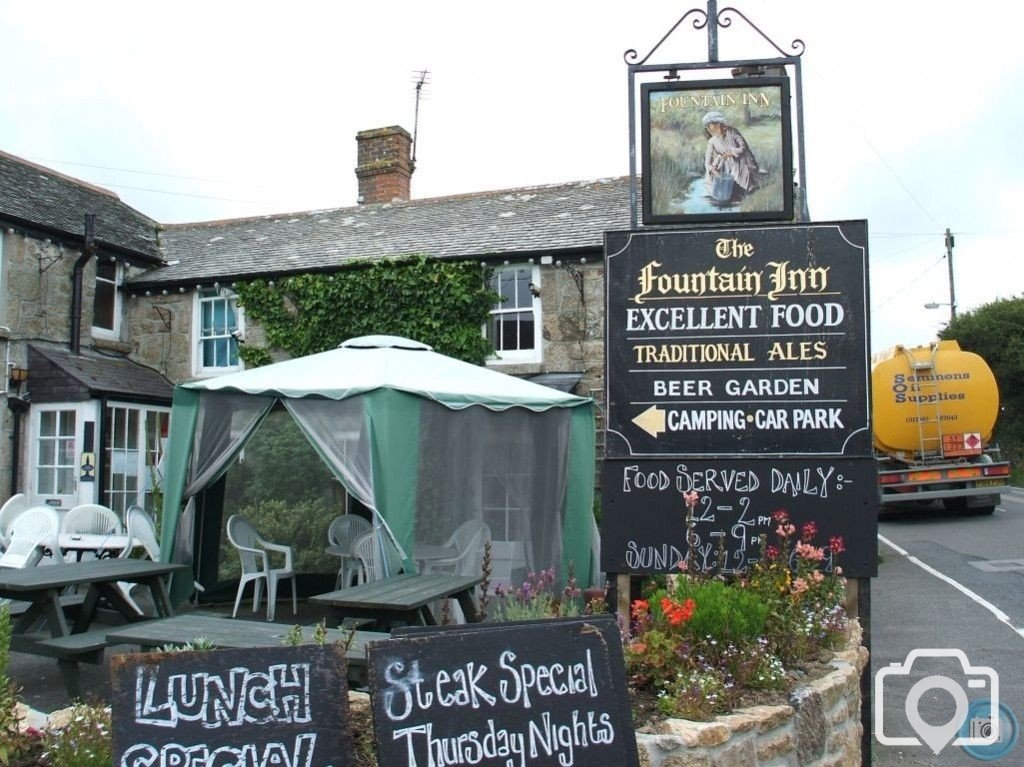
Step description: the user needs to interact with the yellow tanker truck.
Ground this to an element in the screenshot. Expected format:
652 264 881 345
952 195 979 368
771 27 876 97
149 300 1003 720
872 340 1011 514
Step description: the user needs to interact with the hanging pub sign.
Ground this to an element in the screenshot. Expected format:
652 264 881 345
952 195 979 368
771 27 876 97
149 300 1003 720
604 221 870 458
641 77 793 224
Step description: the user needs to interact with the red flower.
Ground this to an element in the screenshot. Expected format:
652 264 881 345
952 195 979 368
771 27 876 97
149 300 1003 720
771 509 789 523
801 521 818 542
765 544 780 560
631 599 649 619
829 535 846 554
660 596 696 626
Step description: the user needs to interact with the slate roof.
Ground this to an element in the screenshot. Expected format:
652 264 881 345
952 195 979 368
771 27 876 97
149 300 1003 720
0 150 161 261
29 343 174 402
131 177 635 289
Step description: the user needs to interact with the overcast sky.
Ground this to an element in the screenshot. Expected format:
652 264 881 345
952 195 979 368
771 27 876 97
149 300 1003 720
2 1 1021 352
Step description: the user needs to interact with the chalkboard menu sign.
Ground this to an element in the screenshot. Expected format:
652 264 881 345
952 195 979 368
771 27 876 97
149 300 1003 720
601 457 878 577
110 645 352 767
369 616 640 767
605 221 870 458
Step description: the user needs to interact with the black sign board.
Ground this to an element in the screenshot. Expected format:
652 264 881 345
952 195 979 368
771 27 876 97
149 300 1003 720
369 615 640 767
605 221 870 458
600 457 878 577
110 645 351 767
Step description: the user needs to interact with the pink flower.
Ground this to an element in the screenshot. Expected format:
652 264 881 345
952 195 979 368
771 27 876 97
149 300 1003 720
776 523 796 538
683 491 700 510
811 571 825 584
676 559 689 572
792 577 809 595
795 540 825 561
834 566 844 576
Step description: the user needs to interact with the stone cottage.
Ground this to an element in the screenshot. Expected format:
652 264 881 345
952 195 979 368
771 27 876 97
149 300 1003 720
0 127 629 566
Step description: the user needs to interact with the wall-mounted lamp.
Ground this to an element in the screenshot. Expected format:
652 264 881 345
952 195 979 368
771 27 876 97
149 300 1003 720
8 366 28 391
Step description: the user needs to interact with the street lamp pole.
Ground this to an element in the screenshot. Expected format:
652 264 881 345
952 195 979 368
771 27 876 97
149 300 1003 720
944 227 957 320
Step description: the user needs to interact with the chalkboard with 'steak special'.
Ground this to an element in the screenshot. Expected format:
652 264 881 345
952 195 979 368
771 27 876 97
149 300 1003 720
604 221 871 458
110 644 351 767
369 615 640 767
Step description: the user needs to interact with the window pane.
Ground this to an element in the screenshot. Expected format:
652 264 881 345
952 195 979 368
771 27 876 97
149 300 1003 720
498 271 516 304
96 260 117 281
516 311 534 350
40 411 55 437
59 411 76 436
38 468 54 493
38 441 55 465
500 316 518 350
56 468 74 494
515 270 533 308
94 275 116 331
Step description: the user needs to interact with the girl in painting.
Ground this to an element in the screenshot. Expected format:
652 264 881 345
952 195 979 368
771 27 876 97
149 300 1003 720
702 111 761 201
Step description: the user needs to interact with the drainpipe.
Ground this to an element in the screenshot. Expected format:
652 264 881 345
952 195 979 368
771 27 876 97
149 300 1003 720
7 397 29 496
70 213 97 355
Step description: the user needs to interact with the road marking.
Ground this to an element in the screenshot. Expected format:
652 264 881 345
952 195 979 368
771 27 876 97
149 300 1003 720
878 534 1024 641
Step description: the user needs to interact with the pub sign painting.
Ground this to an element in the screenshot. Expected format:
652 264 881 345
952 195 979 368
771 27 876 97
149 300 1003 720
641 77 793 224
604 221 871 459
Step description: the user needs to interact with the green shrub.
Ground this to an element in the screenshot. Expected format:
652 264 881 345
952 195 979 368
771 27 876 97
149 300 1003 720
668 578 768 643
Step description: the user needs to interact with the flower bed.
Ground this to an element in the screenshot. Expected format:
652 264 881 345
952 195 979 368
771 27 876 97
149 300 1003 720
634 619 867 767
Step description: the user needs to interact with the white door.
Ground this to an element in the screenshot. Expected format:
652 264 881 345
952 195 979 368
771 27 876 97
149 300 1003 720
29 402 98 509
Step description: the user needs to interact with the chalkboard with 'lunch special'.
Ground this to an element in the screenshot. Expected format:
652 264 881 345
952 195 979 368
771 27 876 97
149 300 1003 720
110 644 351 767
369 615 639 767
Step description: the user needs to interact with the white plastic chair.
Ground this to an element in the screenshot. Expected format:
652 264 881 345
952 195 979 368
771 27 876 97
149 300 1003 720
62 504 122 535
352 529 405 583
0 506 60 569
227 515 296 622
116 505 161 615
0 494 29 551
424 520 491 576
326 514 373 589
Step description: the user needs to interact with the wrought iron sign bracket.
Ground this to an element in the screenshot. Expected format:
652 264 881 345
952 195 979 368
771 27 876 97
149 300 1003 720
624 1 809 228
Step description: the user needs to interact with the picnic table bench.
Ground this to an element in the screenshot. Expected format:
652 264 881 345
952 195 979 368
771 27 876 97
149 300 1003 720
309 572 483 630
0 559 186 697
105 613 389 686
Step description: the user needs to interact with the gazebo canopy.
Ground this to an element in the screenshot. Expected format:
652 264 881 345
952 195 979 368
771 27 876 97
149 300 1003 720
158 336 597 605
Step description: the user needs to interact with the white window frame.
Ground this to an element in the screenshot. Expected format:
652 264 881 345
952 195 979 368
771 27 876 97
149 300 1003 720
192 287 245 376
91 258 123 339
104 401 171 516
486 264 542 365
30 402 94 509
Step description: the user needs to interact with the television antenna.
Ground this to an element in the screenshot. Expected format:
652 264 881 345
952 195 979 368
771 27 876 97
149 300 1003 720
411 69 431 165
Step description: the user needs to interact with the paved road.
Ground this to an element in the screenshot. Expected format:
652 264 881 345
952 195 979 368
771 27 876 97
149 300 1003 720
872 487 1024 765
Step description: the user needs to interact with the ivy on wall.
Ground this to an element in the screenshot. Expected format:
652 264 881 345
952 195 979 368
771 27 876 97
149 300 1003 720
235 256 500 366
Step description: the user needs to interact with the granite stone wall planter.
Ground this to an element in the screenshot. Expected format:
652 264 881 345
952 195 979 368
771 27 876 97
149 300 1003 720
634 620 868 767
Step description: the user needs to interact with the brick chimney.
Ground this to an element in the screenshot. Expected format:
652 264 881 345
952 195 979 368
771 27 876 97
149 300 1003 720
355 126 414 204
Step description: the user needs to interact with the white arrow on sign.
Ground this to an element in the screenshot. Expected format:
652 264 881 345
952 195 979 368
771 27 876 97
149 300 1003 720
632 405 666 437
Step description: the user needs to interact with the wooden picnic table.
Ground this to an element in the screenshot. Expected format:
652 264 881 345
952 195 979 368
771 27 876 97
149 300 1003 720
309 572 483 630
105 613 389 686
0 558 186 697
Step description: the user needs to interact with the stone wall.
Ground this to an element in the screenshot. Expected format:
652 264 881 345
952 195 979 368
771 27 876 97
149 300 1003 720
490 259 605 400
635 621 868 767
126 291 193 382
